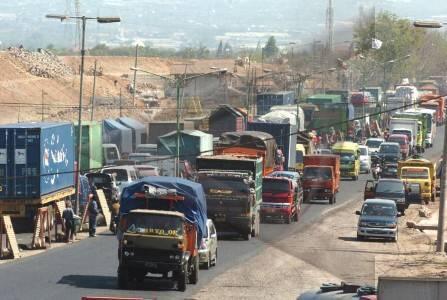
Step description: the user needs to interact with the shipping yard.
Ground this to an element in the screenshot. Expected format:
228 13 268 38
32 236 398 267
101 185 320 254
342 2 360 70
1 1 447 300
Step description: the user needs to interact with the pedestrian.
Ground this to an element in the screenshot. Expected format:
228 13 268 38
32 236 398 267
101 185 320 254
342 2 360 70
62 201 75 243
88 192 100 237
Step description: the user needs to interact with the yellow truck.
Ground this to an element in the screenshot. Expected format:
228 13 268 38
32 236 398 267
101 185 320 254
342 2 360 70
332 142 360 180
295 144 306 172
398 158 436 204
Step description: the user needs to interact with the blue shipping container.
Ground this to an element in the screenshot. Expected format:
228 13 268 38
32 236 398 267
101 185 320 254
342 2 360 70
117 117 147 152
103 119 133 155
0 122 75 199
256 91 295 116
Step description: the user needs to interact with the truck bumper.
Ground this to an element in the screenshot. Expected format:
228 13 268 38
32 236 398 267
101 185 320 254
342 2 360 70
304 190 333 200
260 210 289 222
211 213 252 234
121 259 183 273
340 170 356 177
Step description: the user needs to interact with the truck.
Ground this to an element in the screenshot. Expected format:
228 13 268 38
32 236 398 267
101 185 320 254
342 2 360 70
74 121 103 173
362 86 383 104
103 119 133 156
420 95 445 125
247 121 297 171
117 177 207 291
331 142 360 180
306 94 342 105
196 155 262 240
260 176 300 223
405 108 437 147
117 117 148 153
0 122 75 229
302 155 340 204
389 117 420 154
103 143 121 165
378 276 447 300
215 131 279 176
393 111 427 151
398 158 436 204
309 103 354 135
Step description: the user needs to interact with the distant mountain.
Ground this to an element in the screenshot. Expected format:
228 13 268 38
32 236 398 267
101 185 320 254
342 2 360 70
0 0 445 49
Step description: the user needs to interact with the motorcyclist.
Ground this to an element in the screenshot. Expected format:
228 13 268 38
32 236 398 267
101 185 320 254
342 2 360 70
110 199 120 234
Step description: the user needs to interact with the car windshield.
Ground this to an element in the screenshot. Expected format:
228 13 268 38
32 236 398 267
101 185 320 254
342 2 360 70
335 152 355 161
296 150 304 163
366 140 382 148
376 181 404 194
388 137 406 146
200 177 249 195
271 172 297 180
263 179 290 193
401 168 429 179
103 169 129 182
392 130 411 141
379 144 399 153
124 213 183 237
303 167 332 180
360 148 368 156
105 147 119 160
362 203 396 217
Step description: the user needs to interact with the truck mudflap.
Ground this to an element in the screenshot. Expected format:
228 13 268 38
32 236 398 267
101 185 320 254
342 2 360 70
211 212 252 235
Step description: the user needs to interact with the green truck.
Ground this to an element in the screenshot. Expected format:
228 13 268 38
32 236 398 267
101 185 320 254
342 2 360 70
196 155 262 240
309 103 353 134
74 121 103 173
306 94 342 105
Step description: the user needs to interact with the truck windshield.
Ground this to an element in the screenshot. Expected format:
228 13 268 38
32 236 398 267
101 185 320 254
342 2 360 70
376 181 404 194
124 214 183 237
296 150 304 163
303 167 332 180
362 203 396 217
105 147 119 160
388 137 406 146
335 152 355 161
103 169 129 182
201 177 249 195
401 168 429 179
263 179 290 193
379 145 399 153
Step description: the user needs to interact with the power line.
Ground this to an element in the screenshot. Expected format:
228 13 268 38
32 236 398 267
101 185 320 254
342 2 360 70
0 94 443 181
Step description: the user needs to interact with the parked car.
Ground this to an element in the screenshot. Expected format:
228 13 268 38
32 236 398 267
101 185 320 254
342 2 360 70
365 138 385 154
364 179 408 213
356 199 400 242
199 219 218 269
359 145 371 174
387 134 410 159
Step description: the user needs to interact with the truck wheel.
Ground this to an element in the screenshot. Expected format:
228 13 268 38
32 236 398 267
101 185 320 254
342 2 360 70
177 268 187 292
203 252 211 270
329 196 334 205
293 205 300 222
117 266 129 289
189 256 199 284
244 229 251 240
285 215 291 224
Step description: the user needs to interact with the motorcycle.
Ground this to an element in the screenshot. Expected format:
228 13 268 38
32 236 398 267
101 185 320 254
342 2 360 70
371 163 381 180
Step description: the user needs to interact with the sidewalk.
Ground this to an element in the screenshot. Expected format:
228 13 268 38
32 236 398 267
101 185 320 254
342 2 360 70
0 226 109 265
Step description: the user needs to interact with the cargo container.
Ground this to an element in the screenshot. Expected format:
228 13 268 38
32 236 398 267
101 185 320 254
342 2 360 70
74 121 103 173
325 89 351 103
0 122 75 223
309 103 354 134
102 119 133 155
306 94 342 106
147 121 189 144
256 91 295 116
117 117 147 152
157 130 213 165
247 121 297 170
208 105 246 137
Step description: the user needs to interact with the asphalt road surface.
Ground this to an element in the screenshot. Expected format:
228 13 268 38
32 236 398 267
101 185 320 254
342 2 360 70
0 127 443 300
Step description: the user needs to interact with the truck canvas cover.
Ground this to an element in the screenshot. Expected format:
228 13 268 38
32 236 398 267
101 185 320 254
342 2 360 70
102 119 133 155
120 176 208 239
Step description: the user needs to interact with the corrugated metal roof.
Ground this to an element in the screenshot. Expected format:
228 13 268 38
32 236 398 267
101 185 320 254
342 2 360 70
160 129 212 138
117 117 146 130
0 122 72 128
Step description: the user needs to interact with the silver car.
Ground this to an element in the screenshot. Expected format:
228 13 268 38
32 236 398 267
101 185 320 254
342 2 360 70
199 219 218 269
359 145 371 173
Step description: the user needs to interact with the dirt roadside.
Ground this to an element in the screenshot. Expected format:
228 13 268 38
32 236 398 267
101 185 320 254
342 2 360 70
192 200 438 299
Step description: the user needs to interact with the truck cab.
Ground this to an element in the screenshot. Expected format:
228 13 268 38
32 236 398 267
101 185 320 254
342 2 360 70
295 144 306 172
261 176 302 224
103 143 121 165
331 142 360 180
398 159 436 204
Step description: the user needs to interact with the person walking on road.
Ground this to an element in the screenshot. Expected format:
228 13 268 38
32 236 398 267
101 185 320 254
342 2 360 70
88 192 100 237
62 201 75 243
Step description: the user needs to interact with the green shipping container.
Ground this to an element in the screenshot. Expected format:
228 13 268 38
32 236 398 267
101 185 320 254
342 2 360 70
74 121 103 173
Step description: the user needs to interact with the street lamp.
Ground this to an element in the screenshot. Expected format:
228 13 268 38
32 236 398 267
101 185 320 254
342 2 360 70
413 20 447 253
382 54 411 90
131 67 227 176
46 14 120 214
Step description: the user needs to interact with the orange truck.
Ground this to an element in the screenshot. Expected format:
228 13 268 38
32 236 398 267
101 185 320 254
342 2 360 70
215 131 279 176
302 155 340 204
420 95 445 125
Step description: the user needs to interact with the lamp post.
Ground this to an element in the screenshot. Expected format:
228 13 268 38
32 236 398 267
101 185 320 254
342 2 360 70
413 20 447 252
382 54 411 90
131 67 227 176
46 14 120 214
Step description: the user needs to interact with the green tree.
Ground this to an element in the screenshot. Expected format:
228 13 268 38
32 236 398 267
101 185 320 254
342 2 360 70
263 36 279 58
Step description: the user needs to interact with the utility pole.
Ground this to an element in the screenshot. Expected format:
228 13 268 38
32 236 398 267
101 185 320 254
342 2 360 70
90 59 97 121
41 89 45 121
437 120 447 252
119 88 123 117
132 44 139 106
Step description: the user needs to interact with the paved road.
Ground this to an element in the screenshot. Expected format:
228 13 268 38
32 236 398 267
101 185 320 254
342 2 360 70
0 128 443 300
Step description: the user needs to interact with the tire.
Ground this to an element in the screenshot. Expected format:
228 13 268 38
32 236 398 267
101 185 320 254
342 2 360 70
177 266 187 292
392 230 398 242
117 266 129 289
189 256 199 284
285 215 291 224
293 205 300 222
329 196 334 205
244 229 251 241
203 252 211 270
357 234 364 241
431 193 435 202
212 249 217 267
333 194 337 204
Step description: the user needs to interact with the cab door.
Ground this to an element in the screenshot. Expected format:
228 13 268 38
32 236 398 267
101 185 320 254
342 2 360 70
364 180 376 200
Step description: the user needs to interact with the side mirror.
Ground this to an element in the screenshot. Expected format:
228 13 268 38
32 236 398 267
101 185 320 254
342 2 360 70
210 233 217 239
355 210 361 215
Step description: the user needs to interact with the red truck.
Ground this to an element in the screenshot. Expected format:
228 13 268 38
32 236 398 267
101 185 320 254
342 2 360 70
420 95 445 125
260 176 302 224
387 134 410 159
302 155 340 204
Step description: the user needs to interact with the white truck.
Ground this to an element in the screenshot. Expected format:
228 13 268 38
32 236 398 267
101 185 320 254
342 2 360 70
389 118 418 154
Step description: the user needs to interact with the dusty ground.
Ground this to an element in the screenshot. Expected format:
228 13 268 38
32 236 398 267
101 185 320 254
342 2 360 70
192 201 440 300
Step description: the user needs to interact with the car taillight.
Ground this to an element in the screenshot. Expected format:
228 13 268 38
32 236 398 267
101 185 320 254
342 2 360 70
200 239 207 250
